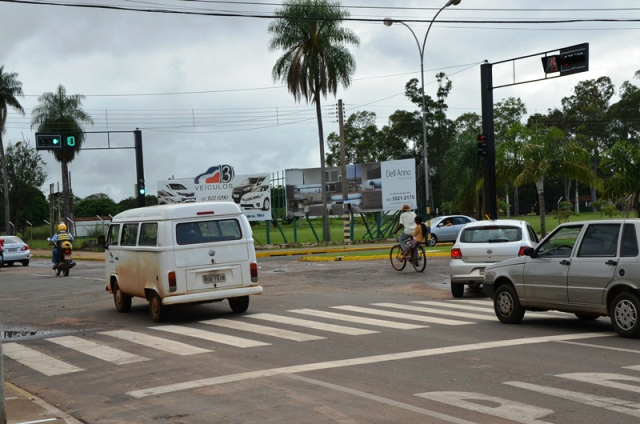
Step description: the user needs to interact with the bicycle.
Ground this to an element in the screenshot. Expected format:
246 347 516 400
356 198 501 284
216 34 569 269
389 243 426 272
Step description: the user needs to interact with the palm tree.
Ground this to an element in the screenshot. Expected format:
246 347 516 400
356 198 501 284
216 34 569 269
268 0 359 241
0 66 25 235
31 84 93 224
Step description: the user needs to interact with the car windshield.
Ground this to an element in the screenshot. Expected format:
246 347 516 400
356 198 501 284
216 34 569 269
460 226 522 243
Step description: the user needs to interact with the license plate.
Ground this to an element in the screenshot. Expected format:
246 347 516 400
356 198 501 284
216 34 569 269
64 254 72 260
203 273 226 283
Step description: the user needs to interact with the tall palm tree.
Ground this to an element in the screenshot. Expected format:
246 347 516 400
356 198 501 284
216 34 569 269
0 66 25 235
269 0 359 241
31 84 93 224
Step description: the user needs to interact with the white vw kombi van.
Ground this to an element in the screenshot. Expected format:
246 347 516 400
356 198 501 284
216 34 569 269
104 202 262 322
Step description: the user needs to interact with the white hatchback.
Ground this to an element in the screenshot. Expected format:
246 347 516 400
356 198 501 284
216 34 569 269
449 219 539 298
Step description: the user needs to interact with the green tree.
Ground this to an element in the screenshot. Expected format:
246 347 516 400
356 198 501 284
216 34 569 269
268 0 359 241
74 193 120 217
0 65 25 235
117 195 158 212
600 140 640 216
3 139 48 233
609 70 640 143
30 84 93 225
326 111 380 166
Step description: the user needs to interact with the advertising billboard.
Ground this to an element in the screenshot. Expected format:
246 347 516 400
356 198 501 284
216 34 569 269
157 165 271 221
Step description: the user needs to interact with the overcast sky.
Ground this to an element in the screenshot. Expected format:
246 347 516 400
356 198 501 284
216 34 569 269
2 0 639 202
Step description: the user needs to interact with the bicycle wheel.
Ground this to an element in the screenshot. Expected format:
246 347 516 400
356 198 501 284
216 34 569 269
412 245 427 272
389 244 407 271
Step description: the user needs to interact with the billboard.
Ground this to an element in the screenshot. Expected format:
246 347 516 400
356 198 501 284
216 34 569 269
285 158 415 217
157 165 271 221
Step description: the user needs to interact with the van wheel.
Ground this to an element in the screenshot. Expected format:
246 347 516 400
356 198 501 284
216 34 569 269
149 292 169 322
113 283 132 313
229 296 250 313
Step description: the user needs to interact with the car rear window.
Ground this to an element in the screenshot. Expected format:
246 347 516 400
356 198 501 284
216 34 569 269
176 219 242 245
460 226 522 243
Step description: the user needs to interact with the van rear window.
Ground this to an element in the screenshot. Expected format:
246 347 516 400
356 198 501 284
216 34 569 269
460 226 522 243
176 219 242 245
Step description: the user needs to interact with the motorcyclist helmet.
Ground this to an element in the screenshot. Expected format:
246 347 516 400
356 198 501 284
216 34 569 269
58 223 67 232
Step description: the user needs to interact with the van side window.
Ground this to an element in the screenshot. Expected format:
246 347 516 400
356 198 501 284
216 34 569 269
139 223 158 246
176 219 242 245
121 223 139 246
621 224 639 257
106 224 120 246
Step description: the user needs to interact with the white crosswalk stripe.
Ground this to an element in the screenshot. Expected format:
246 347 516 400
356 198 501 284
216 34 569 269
245 313 379 335
373 302 496 321
332 305 472 326
414 300 571 319
100 330 212 355
47 336 149 365
290 309 427 330
200 318 325 342
150 325 271 348
2 343 84 376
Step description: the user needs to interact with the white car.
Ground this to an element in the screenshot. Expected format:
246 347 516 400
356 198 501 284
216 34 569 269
1 235 31 267
240 185 270 210
449 219 539 298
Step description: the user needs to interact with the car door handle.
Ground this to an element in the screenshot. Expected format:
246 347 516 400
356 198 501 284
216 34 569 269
606 260 618 266
560 260 571 266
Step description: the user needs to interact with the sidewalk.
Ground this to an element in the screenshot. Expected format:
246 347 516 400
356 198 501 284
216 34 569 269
4 382 82 424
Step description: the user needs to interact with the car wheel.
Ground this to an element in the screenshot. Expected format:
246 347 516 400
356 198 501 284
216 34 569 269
610 292 640 338
21 259 29 266
494 284 525 324
229 296 250 313
451 282 464 298
149 291 169 323
113 282 132 313
427 235 437 247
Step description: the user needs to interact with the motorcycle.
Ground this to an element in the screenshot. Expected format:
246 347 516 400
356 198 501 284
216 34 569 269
49 239 75 277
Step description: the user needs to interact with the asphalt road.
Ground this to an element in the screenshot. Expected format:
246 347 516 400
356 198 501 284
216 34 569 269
1 256 639 424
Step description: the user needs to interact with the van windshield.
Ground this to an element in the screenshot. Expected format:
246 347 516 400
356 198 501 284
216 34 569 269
176 219 242 245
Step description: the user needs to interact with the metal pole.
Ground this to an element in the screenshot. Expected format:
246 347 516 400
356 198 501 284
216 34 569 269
480 61 497 220
134 129 145 208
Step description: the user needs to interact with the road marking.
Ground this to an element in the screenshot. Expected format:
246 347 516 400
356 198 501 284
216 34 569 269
557 372 640 393
150 325 270 348
2 343 84 376
245 313 378 335
373 302 495 321
127 332 613 398
289 308 426 330
414 300 569 319
47 336 149 365
559 340 637 354
288 375 478 424
504 381 640 418
412 300 496 313
200 318 325 342
100 330 211 355
332 305 471 326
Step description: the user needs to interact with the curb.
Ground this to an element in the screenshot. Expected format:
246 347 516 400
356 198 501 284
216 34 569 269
298 251 450 262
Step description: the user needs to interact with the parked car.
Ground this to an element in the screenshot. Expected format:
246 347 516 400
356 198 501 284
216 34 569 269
483 219 640 338
1 236 30 267
427 215 476 246
449 220 539 298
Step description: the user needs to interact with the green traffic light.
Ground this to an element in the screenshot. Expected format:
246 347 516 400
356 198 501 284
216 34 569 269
66 136 76 147
52 138 60 145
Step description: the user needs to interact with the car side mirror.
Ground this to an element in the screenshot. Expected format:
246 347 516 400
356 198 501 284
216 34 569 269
524 247 537 258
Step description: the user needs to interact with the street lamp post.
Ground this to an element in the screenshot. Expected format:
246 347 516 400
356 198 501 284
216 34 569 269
384 0 461 217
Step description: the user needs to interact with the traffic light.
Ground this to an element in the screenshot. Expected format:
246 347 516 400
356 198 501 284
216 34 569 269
541 43 589 76
477 134 488 157
138 180 146 196
36 134 62 150
66 136 76 147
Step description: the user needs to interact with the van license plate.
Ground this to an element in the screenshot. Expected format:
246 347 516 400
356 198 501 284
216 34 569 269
203 273 226 283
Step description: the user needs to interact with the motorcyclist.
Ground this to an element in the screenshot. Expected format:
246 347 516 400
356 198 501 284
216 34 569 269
51 223 75 269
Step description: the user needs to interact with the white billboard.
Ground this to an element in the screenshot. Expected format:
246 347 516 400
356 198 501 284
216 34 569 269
381 158 417 212
157 165 271 221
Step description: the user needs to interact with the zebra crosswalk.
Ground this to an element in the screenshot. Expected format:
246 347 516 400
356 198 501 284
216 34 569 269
2 298 574 377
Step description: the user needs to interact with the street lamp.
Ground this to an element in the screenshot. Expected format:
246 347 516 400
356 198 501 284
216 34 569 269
384 0 461 217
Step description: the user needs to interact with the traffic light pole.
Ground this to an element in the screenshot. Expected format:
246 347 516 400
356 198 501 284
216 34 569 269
134 129 145 207
480 62 498 220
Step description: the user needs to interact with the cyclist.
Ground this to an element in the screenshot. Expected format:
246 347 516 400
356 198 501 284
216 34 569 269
394 204 416 254
404 216 428 261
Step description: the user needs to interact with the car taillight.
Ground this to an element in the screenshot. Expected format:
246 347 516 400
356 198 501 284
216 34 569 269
168 271 177 292
518 246 530 256
451 248 462 259
250 262 258 283
22 244 29 251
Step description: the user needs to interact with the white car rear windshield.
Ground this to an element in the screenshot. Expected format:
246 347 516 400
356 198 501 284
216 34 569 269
176 219 242 245
460 226 522 243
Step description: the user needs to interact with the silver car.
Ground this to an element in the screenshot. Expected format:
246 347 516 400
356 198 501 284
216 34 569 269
483 219 640 338
449 220 539 298
1 235 31 267
427 215 476 247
